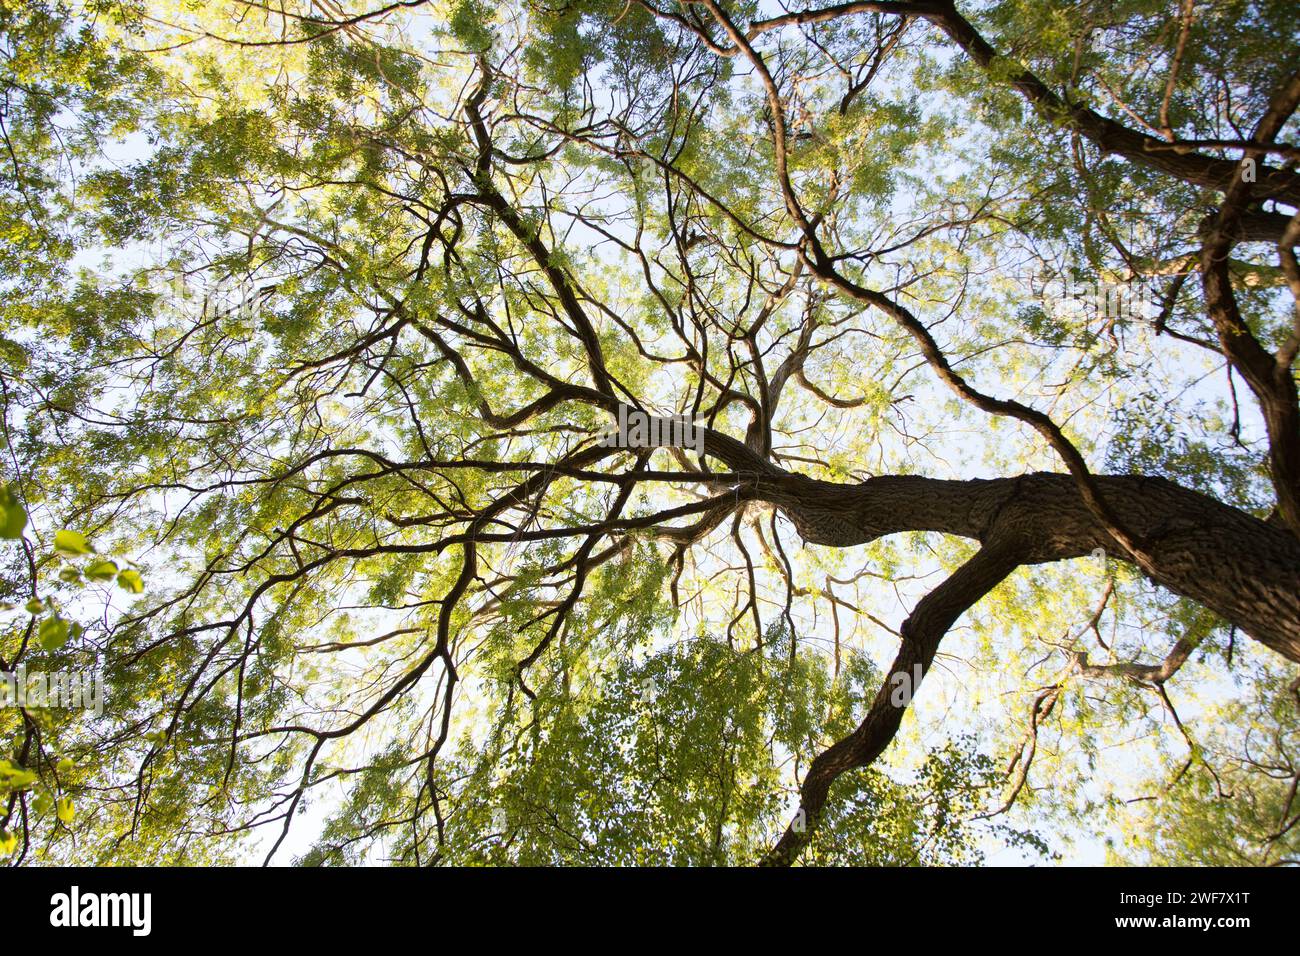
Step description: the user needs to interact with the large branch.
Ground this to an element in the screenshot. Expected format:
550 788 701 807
760 540 1024 865
751 470 1300 663
1199 70 1300 536
746 0 1300 209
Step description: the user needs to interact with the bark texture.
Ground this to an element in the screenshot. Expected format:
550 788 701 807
752 470 1300 663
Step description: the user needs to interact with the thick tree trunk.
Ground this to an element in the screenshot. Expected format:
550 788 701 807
749 471 1300 663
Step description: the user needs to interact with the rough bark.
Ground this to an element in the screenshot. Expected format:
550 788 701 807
736 468 1300 663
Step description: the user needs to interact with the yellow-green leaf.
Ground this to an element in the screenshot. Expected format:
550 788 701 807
0 486 26 539
116 569 144 594
85 559 118 582
38 615 70 651
54 530 93 555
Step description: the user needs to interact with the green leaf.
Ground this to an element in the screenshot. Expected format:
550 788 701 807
38 615 70 651
56 796 75 823
0 486 26 539
116 568 144 593
0 760 37 789
54 530 93 555
84 559 118 581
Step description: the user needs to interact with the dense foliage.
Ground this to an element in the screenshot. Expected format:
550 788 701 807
1 0 1297 866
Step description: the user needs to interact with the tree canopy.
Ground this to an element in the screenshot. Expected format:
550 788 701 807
0 0 1298 866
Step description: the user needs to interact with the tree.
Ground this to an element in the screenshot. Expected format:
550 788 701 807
0 0 1296 865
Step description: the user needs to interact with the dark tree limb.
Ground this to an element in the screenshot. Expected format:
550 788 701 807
759 539 1024 865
